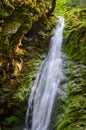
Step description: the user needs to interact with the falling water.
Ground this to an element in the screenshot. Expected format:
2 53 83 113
25 16 65 130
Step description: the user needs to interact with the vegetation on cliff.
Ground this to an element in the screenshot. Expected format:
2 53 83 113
0 0 56 129
55 0 86 130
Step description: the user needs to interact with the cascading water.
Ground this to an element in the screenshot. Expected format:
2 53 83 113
24 16 65 130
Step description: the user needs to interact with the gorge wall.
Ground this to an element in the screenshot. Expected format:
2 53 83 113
0 0 56 129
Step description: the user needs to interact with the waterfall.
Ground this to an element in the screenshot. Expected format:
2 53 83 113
25 16 65 130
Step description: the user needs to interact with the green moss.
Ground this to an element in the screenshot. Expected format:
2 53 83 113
0 8 9 17
56 58 86 130
63 8 86 63
55 8 86 128
4 116 20 126
55 0 67 16
2 21 21 35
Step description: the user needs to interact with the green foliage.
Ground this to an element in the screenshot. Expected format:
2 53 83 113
54 0 67 16
56 60 86 130
55 1 86 130
14 58 41 101
66 0 86 8
5 116 20 126
64 8 86 63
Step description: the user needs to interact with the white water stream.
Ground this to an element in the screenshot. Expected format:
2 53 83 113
24 16 65 130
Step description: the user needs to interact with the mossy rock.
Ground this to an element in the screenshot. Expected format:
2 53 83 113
64 8 86 63
2 21 21 35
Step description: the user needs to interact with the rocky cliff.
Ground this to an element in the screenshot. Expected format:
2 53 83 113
0 0 56 129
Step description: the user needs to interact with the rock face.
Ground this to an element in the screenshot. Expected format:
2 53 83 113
0 0 56 128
